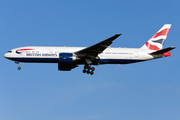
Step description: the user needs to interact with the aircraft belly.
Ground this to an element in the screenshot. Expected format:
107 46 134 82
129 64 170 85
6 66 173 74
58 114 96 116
99 59 144 64
98 54 153 64
7 57 59 63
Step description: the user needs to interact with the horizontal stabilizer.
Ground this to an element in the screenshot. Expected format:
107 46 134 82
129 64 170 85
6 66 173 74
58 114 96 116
150 47 176 55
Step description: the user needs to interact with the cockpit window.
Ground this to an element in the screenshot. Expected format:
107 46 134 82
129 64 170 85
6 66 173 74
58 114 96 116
7 51 12 53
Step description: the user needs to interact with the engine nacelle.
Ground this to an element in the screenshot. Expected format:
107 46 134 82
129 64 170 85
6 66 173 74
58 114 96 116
58 53 78 71
59 53 77 63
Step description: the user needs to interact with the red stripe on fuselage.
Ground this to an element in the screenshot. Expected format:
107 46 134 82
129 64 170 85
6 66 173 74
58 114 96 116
16 49 34 51
145 42 160 50
152 28 170 38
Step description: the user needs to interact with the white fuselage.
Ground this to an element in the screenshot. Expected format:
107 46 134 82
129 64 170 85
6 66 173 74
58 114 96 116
4 46 155 64
3 25 174 74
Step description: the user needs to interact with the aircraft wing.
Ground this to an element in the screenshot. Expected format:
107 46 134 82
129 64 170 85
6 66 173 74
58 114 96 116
75 34 121 59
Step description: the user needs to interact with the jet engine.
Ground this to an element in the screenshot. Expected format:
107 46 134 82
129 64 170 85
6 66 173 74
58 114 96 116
59 53 77 63
58 53 78 71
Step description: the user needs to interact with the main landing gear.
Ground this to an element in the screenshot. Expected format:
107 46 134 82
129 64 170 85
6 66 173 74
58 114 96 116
83 65 95 75
15 61 21 70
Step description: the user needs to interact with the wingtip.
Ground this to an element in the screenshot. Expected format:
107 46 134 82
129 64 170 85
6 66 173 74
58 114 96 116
115 33 122 36
170 46 176 49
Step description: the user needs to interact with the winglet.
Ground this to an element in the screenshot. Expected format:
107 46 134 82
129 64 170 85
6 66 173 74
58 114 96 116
115 33 122 36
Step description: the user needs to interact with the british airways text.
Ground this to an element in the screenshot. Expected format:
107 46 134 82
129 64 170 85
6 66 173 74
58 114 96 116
26 53 57 56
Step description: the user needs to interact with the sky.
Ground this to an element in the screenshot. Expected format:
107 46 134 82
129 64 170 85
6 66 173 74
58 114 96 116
0 0 180 120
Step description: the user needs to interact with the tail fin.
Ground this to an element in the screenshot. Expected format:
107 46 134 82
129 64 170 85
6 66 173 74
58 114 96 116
141 24 171 50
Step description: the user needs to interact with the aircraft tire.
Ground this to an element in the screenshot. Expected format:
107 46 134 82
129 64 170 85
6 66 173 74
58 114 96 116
90 71 94 75
91 67 95 71
83 69 86 73
18 66 21 70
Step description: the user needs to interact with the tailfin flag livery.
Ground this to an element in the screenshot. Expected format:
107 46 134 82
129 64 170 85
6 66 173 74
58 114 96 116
4 24 175 75
141 24 171 50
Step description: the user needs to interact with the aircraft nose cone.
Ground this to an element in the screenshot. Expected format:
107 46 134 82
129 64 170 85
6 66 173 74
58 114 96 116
4 53 8 58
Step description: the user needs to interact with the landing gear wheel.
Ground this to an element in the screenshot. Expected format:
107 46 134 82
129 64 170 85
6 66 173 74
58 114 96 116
90 71 94 75
83 65 95 75
83 69 86 73
15 61 21 70
18 66 21 70
91 67 95 71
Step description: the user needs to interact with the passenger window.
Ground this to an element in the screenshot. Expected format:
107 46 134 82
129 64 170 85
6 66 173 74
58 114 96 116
25 51 30 53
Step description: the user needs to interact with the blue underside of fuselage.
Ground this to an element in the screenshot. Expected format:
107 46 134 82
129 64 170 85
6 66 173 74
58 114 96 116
99 59 143 64
8 57 59 63
7 57 144 64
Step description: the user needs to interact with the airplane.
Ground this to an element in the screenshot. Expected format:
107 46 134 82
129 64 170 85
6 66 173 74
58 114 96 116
4 24 175 75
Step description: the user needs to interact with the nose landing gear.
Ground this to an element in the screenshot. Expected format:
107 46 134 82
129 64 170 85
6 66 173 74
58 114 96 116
18 66 21 70
15 61 21 70
83 65 95 75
